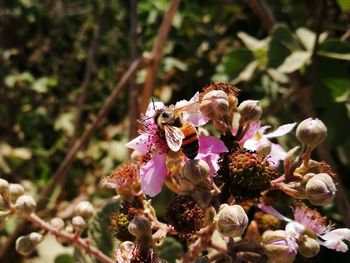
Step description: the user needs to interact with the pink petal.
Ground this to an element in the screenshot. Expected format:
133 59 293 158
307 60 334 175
176 92 208 126
146 101 165 118
322 228 350 242
199 136 228 154
268 143 287 167
258 204 292 222
319 239 349 252
285 221 305 239
140 153 167 197
126 134 150 154
264 123 297 138
239 121 260 144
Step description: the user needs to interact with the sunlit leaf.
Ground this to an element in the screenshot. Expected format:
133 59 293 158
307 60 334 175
232 61 258 84
296 27 328 51
337 0 350 11
54 112 75 136
276 51 311 73
237 31 270 51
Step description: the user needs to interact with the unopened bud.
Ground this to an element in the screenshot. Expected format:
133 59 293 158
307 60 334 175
9 184 25 202
298 235 320 258
296 118 327 149
0 179 9 195
14 195 36 214
262 230 298 263
215 204 248 238
183 159 210 185
199 90 229 119
50 217 65 230
238 100 262 123
28 232 43 244
74 201 94 219
128 216 151 238
16 235 35 256
256 140 272 158
72 216 86 230
305 173 336 206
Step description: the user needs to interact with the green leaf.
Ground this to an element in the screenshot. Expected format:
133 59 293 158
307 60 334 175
232 61 258 84
296 27 328 51
277 51 311 73
337 0 350 11
212 48 254 82
157 237 183 263
237 31 270 51
267 24 301 68
55 254 74 263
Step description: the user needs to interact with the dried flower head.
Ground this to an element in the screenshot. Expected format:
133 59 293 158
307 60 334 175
165 195 204 236
103 161 139 191
200 82 240 101
217 150 279 199
254 211 281 233
109 207 141 242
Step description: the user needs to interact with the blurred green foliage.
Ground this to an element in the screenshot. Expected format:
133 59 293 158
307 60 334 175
1 0 350 262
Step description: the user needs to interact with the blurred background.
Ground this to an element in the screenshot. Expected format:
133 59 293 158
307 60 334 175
0 0 350 262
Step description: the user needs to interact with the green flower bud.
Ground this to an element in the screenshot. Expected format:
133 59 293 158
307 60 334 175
9 183 25 202
14 195 36 215
128 216 151 238
305 173 336 206
72 215 86 230
262 230 297 263
50 217 65 230
238 100 262 123
215 204 248 238
298 235 320 258
0 178 9 196
183 159 210 185
296 118 327 149
199 90 229 119
74 201 94 219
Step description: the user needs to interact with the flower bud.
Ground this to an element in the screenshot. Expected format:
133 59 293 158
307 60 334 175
256 140 272 158
296 118 327 149
183 159 210 185
16 235 35 256
298 235 320 258
14 195 36 214
128 216 151 238
9 183 25 202
238 100 262 123
305 173 336 206
0 178 9 195
262 230 298 263
215 204 248 238
199 90 229 119
72 216 86 230
50 217 65 230
74 201 94 219
28 232 43 244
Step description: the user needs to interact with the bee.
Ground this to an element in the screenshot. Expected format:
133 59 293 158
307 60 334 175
154 105 199 159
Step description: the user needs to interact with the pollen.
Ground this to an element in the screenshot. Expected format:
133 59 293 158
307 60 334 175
103 161 138 190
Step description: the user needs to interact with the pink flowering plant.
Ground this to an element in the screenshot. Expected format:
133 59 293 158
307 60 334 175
2 83 349 263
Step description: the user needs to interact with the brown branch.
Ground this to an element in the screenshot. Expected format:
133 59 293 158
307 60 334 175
0 58 143 259
139 0 181 115
128 0 139 141
248 0 274 32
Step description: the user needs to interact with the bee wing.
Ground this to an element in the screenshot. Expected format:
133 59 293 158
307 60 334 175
164 125 185 152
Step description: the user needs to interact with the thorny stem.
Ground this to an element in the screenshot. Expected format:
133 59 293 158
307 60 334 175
25 213 114 263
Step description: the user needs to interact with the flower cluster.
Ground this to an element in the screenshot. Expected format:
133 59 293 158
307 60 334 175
102 82 349 262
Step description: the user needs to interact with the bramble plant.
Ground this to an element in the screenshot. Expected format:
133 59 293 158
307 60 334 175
2 82 349 263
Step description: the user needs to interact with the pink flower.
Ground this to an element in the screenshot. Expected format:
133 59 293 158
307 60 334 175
259 203 350 252
241 121 296 167
126 101 168 197
175 92 209 126
195 136 228 175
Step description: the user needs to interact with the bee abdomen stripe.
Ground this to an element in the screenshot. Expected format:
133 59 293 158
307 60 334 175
182 140 199 159
182 132 197 145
